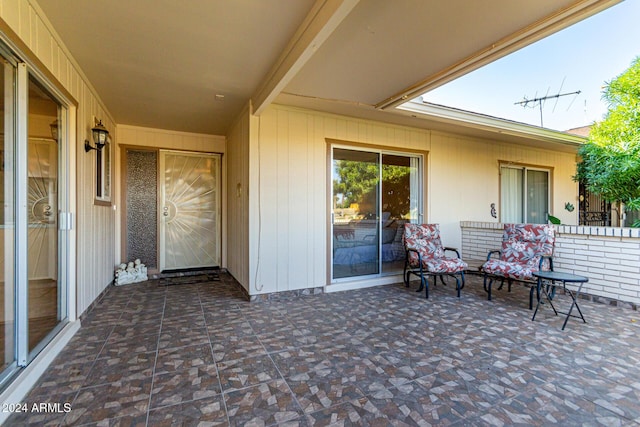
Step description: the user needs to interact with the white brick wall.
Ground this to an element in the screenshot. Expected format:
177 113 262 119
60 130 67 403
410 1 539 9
461 222 640 306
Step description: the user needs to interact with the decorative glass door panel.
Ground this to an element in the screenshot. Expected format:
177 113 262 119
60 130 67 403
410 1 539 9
125 150 158 270
332 147 422 281
159 151 220 271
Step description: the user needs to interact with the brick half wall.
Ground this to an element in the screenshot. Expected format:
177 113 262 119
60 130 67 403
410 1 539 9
461 222 640 308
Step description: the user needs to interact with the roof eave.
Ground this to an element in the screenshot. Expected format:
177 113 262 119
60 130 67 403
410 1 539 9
397 99 587 148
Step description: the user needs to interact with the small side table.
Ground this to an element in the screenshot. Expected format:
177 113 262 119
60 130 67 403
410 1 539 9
531 271 589 330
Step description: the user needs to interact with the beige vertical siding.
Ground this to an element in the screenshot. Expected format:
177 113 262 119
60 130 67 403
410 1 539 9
225 105 251 291
251 104 580 295
251 105 432 295
429 131 579 245
1 0 117 317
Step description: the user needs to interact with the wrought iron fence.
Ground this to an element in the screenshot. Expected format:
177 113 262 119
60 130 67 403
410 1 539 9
579 182 611 226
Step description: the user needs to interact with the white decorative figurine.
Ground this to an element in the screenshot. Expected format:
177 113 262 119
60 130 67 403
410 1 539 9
115 258 148 285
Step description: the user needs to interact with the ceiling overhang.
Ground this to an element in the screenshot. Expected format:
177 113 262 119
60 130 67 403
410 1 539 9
373 0 620 110
33 0 620 137
252 0 360 115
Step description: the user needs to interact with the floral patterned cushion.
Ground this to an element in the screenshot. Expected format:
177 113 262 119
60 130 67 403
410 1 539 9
423 257 468 274
403 224 444 262
482 223 555 278
403 223 467 273
482 259 536 280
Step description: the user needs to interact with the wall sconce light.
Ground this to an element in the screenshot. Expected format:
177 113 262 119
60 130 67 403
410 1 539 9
50 119 58 140
85 120 109 152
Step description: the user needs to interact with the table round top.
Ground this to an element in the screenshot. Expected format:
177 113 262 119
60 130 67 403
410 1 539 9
533 270 589 283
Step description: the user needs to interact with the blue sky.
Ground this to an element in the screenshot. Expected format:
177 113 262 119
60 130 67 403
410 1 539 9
421 0 640 132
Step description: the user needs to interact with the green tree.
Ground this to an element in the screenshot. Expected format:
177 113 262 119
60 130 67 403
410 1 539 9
333 160 412 218
333 160 379 211
575 56 640 226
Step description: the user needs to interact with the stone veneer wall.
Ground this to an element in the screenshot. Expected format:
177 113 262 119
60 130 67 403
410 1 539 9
461 221 640 308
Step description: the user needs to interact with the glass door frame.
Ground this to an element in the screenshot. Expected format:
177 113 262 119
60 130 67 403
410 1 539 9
0 45 19 385
329 143 424 284
3 55 75 384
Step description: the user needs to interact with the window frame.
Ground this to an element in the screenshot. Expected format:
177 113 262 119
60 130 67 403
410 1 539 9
94 134 112 205
499 162 552 224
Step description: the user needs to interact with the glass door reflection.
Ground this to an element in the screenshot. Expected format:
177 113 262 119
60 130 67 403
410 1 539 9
332 147 422 281
332 149 380 279
27 76 62 353
380 154 420 274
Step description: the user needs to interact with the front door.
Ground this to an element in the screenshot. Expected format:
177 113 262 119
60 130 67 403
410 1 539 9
159 150 221 271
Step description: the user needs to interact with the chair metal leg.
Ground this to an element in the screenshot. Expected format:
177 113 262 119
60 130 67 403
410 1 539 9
416 274 429 297
416 274 424 292
403 261 410 287
424 275 434 299
529 285 535 310
483 274 492 300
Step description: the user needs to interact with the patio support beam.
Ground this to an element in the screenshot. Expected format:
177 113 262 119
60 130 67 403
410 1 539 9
375 0 621 111
251 0 360 115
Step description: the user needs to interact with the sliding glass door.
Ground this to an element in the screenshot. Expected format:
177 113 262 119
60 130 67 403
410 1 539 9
0 45 70 385
331 146 422 281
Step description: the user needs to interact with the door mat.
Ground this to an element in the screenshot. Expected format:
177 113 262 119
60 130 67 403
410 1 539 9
156 271 221 286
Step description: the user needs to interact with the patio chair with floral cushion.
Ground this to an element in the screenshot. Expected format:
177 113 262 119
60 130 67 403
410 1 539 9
482 223 556 309
402 223 468 299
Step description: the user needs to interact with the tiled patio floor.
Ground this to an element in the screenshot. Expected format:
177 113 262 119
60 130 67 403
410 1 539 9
8 272 640 426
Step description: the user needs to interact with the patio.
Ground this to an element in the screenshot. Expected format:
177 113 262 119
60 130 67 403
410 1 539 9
8 272 640 426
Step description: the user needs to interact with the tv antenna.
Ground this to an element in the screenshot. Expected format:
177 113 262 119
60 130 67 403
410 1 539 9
515 79 581 127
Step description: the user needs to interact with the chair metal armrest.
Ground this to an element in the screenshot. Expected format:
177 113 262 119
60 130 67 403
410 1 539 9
406 247 423 268
406 247 421 259
539 254 554 271
443 247 462 258
486 249 501 261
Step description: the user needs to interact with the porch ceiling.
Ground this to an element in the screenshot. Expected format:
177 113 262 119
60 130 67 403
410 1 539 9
35 0 618 142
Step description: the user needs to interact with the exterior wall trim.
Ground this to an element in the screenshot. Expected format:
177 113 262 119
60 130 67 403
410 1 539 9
398 100 585 147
